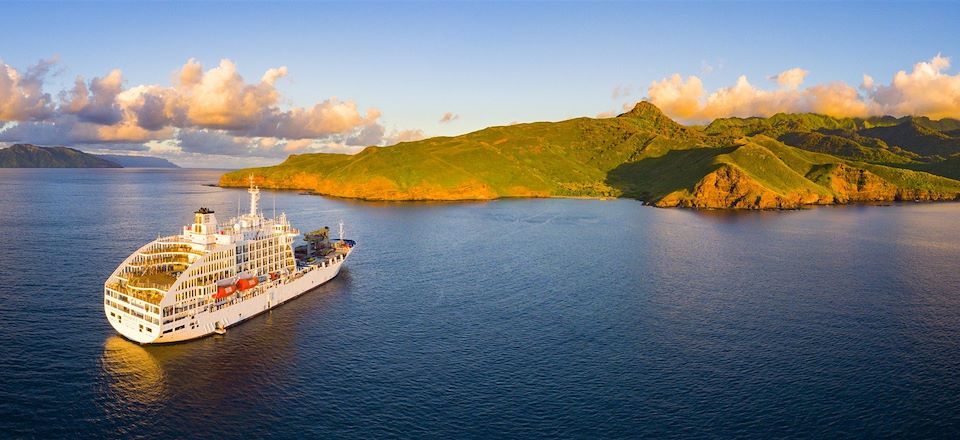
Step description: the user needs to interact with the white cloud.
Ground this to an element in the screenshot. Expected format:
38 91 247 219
0 57 427 163
645 56 960 122
176 129 339 158
346 123 386 146
0 57 56 122
867 54 960 120
384 129 424 145
771 67 808 90
61 69 125 124
596 110 617 119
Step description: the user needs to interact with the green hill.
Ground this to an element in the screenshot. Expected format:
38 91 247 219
860 120 960 158
0 144 122 168
221 102 960 209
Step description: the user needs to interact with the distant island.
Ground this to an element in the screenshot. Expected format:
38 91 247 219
220 102 960 209
0 144 178 169
94 154 179 168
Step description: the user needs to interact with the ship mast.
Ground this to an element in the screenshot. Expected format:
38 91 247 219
248 175 260 217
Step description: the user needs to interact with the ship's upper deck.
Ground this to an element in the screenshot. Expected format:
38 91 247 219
105 178 299 306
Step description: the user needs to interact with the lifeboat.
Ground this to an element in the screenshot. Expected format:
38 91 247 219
237 276 259 291
214 284 236 299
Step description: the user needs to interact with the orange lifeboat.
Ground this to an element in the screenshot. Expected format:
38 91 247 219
214 284 236 299
237 277 259 291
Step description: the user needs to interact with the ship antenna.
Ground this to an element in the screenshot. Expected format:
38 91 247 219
247 174 260 217
339 220 345 243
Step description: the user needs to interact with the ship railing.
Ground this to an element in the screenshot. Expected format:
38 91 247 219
127 281 172 291
106 281 165 306
141 245 206 256
105 297 160 325
154 236 192 243
128 255 193 267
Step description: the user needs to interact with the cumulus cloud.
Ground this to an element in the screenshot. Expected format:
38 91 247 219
0 57 56 121
384 129 425 145
0 57 422 161
645 55 960 122
867 54 960 120
439 112 459 123
0 114 171 145
176 128 330 158
771 67 808 90
346 123 386 146
61 69 125 124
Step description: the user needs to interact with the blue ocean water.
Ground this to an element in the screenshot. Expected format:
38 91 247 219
0 168 959 438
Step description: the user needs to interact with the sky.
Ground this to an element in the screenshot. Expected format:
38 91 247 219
1 1 959 167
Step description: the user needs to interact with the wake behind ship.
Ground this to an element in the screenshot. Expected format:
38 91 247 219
104 178 355 344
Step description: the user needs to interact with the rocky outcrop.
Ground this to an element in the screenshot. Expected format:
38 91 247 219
818 164 897 202
654 165 826 209
653 163 960 209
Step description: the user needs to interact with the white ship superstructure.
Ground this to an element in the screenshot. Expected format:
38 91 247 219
104 178 355 344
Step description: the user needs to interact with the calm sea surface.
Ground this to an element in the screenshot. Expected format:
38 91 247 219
1 168 959 438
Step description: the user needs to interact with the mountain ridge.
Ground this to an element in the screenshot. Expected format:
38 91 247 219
0 144 180 169
220 103 960 209
0 144 122 168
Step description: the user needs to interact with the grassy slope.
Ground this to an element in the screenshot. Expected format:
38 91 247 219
222 103 960 208
224 103 706 200
776 131 912 164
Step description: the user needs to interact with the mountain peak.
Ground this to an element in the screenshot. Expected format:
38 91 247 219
619 101 667 119
616 101 685 134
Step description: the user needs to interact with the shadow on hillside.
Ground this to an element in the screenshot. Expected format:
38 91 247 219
605 146 735 202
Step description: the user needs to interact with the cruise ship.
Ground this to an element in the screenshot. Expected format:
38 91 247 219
104 178 355 344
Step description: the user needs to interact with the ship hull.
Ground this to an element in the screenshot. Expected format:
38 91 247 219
105 255 347 344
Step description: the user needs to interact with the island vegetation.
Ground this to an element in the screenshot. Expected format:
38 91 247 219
0 144 179 168
221 102 960 209
0 144 122 168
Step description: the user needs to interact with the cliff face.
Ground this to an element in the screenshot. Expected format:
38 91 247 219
655 166 826 209
221 102 960 209
652 162 960 209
